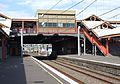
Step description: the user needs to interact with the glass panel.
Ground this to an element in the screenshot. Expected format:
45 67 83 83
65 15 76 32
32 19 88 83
39 22 75 28
58 23 63 27
63 23 75 28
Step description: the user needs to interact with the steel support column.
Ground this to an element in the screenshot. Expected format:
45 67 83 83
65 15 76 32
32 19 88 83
36 21 39 33
21 21 24 57
83 36 86 55
92 44 94 55
78 26 81 56
94 45 96 56
106 38 109 56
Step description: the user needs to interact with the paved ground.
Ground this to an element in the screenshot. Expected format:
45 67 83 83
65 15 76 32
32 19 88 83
1 54 120 84
0 56 67 84
59 54 120 64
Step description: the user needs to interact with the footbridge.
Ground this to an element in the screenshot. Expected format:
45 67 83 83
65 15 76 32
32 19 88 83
78 15 120 56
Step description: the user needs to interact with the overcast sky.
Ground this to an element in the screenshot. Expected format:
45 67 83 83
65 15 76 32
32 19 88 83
1 0 120 20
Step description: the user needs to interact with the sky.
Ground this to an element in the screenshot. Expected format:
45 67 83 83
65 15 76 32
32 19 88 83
1 0 120 20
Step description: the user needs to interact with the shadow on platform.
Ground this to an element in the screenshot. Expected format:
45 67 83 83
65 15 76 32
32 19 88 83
33 51 58 60
34 56 57 60
0 57 27 84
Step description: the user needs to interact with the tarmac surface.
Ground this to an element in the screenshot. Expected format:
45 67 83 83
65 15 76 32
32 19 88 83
0 56 64 84
0 54 120 84
59 54 120 65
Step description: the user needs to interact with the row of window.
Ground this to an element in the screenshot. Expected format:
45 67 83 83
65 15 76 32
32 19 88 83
38 14 75 19
39 22 75 28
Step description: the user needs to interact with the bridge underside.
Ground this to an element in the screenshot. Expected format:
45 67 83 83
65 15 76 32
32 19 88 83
9 34 78 56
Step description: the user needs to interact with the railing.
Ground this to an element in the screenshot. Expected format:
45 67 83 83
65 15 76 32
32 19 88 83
22 28 37 34
11 27 77 35
12 28 37 34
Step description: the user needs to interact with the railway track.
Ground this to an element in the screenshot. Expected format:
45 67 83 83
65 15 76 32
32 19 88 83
55 59 120 83
41 59 120 84
41 60 84 84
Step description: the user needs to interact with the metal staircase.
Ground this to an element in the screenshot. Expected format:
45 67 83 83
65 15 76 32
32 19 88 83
81 27 108 56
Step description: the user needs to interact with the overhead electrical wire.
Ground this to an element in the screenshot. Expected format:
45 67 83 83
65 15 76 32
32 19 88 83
60 0 84 14
44 0 62 15
109 13 120 19
76 0 97 16
42 0 85 15
59 0 97 34
99 6 120 16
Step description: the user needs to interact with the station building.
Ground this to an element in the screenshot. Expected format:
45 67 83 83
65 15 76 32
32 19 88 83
0 10 120 60
36 9 76 34
9 10 78 56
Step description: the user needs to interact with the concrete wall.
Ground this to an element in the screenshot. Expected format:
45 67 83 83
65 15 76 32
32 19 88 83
37 9 76 15
53 37 77 55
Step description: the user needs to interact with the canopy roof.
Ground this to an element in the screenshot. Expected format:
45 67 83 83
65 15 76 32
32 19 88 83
81 14 120 38
82 21 104 29
93 28 120 38
0 13 11 19
0 23 9 28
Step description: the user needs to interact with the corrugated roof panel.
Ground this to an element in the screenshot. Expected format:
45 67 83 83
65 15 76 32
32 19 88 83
93 28 120 37
82 21 104 29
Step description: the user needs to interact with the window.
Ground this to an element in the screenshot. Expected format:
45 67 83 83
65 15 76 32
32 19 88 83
39 22 43 27
53 23 57 27
70 23 75 28
58 23 63 27
39 22 75 28
39 22 47 27
63 23 75 28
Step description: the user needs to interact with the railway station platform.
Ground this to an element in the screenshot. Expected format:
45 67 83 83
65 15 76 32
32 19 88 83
59 54 120 65
58 54 120 76
0 56 66 84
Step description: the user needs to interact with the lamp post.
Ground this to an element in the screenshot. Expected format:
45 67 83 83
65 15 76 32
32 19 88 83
21 28 23 57
78 26 81 56
21 21 24 57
